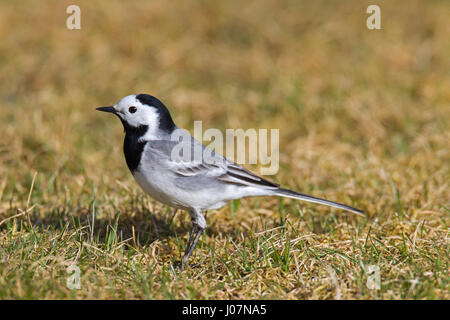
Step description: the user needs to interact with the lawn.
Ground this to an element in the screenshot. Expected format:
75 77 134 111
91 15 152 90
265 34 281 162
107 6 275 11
0 0 448 299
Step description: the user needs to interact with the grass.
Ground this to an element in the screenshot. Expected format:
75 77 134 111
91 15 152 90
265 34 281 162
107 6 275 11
0 0 449 299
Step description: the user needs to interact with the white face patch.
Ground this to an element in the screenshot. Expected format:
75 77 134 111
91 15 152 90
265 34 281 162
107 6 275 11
114 95 161 139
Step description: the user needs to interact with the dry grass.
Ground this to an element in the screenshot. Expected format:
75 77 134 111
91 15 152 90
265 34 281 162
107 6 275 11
0 0 448 299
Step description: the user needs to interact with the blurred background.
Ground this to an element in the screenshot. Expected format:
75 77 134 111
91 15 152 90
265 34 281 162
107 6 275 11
0 0 448 299
1 0 448 210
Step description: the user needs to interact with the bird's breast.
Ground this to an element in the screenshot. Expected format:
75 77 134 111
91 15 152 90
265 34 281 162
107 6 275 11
123 131 148 173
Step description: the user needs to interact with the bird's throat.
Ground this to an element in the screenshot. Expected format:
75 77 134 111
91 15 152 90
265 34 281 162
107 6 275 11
123 124 148 173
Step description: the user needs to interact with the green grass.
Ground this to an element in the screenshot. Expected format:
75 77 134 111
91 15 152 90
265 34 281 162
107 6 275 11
0 0 449 299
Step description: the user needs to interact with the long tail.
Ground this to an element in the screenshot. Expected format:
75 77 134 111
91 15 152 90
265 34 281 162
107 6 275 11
275 188 365 216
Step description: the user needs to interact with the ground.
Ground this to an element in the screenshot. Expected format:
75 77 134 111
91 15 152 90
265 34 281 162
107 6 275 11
0 0 448 299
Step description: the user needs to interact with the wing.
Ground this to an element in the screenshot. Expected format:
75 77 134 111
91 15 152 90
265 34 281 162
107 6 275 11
216 161 279 188
146 137 279 190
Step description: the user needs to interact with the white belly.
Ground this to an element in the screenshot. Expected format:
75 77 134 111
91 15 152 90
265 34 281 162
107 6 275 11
133 167 187 209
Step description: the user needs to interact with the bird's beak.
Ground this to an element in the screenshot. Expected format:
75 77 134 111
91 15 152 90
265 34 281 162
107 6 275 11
96 106 116 113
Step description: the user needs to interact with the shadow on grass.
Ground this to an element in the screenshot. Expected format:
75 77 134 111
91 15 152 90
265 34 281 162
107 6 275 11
3 205 240 249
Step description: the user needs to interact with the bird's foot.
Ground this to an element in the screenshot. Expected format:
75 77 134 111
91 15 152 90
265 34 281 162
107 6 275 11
173 260 202 270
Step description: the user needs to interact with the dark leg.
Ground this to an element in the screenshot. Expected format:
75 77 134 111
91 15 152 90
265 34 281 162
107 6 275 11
182 224 204 268
184 224 198 257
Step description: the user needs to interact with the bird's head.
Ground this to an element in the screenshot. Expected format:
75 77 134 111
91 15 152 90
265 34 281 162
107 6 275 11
97 94 176 138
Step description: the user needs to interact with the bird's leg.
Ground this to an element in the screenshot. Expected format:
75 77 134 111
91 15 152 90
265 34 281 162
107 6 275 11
181 209 206 268
184 224 198 257
182 224 204 268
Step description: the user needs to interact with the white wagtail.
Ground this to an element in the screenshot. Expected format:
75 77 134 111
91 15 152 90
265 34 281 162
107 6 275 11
97 94 364 267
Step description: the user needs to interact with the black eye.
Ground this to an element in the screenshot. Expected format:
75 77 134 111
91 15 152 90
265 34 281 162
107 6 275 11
129 106 137 113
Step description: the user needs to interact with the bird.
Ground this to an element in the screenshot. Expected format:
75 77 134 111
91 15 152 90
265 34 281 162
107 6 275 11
96 94 364 268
